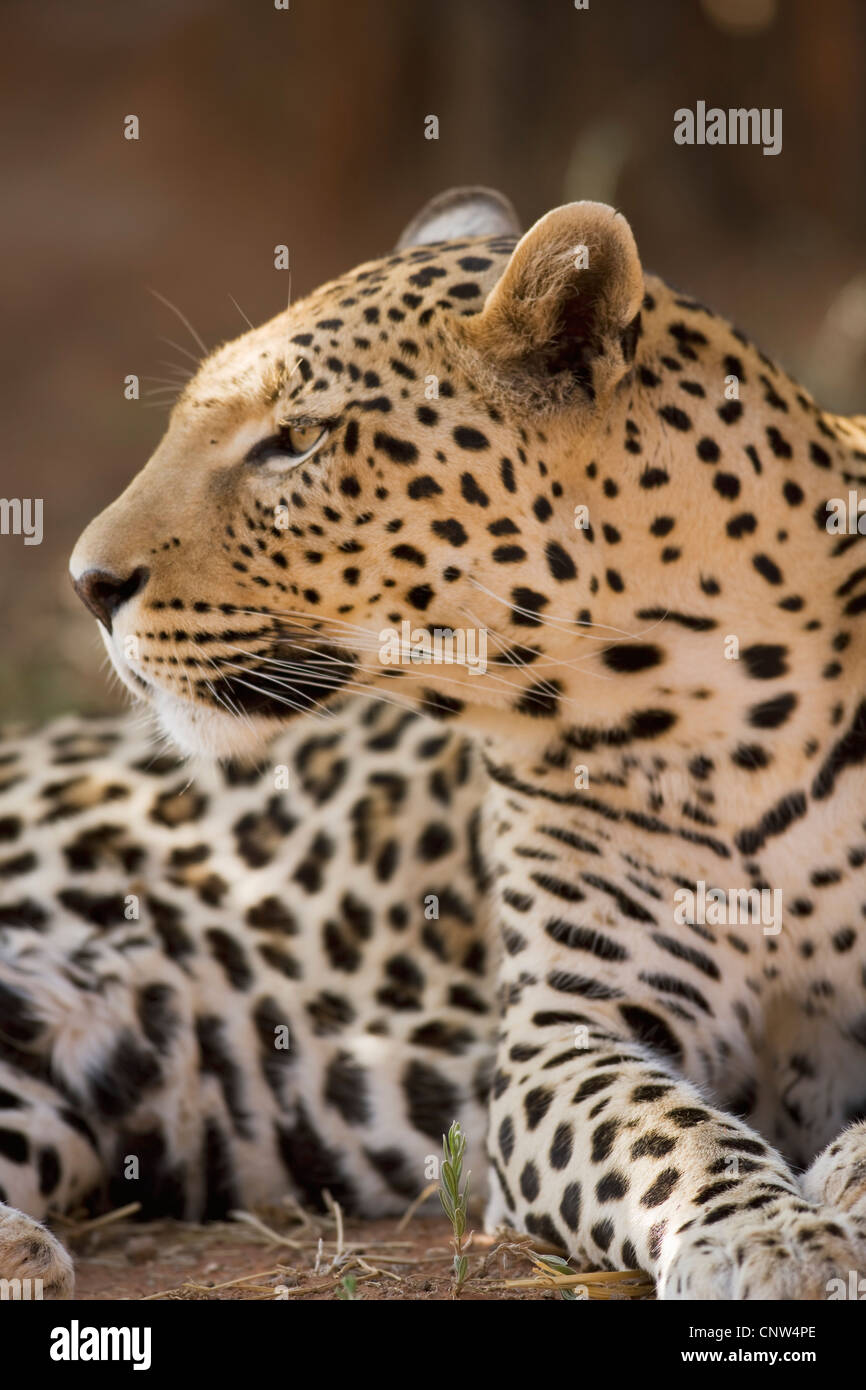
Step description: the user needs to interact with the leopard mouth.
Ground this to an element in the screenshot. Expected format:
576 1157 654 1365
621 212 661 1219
143 639 359 760
198 640 359 719
102 616 360 754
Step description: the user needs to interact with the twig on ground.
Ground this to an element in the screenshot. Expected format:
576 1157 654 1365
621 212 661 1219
56 1201 142 1234
498 1267 653 1299
356 1255 401 1282
322 1191 345 1264
229 1209 304 1250
143 1265 288 1299
396 1180 439 1231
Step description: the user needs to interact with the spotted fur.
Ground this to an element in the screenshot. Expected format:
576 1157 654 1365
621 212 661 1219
3 187 866 1299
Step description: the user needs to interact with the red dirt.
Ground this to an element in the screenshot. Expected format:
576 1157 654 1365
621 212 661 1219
61 1206 651 1302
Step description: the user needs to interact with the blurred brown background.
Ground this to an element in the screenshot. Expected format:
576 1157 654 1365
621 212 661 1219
1 0 865 721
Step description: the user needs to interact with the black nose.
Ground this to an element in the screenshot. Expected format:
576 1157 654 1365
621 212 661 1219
72 566 150 632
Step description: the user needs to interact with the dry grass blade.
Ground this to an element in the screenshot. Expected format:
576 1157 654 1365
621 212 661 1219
229 1208 304 1250
57 1201 142 1234
355 1256 401 1283
500 1266 654 1298
143 1265 287 1300
322 1190 345 1262
269 1270 379 1298
397 1180 439 1231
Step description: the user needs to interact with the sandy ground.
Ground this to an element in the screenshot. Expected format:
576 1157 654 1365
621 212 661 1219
59 1201 653 1302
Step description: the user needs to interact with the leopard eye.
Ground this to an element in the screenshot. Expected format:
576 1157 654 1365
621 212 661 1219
245 422 330 468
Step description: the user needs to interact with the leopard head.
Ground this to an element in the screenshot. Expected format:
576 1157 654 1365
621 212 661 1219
71 186 862 815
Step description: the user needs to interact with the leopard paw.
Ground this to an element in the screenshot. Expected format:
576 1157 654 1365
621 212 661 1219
802 1122 866 1221
658 1204 866 1300
0 1203 74 1299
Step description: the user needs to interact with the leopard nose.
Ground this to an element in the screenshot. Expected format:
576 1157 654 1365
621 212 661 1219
72 566 150 632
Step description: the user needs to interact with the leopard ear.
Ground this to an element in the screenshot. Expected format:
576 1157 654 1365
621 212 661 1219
395 186 521 250
461 201 644 413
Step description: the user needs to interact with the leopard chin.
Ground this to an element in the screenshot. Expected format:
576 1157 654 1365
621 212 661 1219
152 689 283 762
99 626 306 761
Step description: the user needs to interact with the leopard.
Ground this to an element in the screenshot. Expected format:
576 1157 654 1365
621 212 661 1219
3 185 866 1300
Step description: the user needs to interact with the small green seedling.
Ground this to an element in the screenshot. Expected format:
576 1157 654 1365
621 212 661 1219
439 1120 472 1297
336 1274 360 1300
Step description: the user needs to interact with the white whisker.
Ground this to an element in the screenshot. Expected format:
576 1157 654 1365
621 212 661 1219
150 290 209 358
228 293 256 332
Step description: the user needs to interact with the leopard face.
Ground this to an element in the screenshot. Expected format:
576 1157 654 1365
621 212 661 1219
71 186 866 815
